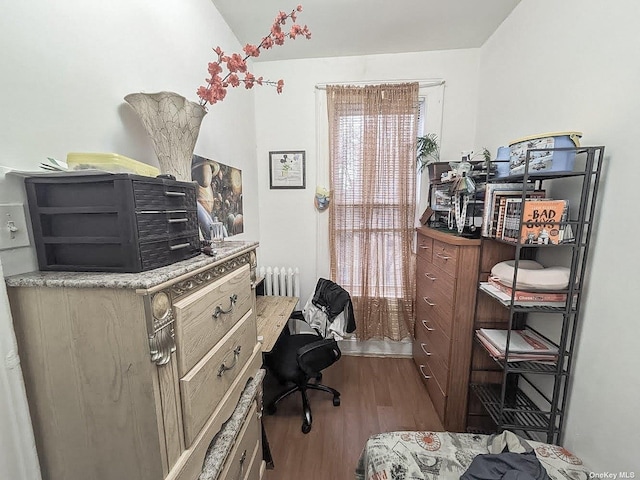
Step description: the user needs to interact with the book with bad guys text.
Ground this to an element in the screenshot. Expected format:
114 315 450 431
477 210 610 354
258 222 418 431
520 199 568 245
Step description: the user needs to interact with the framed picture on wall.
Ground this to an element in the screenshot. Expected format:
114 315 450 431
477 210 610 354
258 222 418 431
269 150 306 189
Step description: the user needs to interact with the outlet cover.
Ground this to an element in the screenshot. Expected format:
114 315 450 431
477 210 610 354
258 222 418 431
0 204 31 250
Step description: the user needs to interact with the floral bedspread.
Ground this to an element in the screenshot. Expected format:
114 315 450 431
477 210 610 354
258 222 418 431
355 431 589 480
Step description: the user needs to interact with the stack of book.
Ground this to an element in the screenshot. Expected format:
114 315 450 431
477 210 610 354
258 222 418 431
480 281 570 307
476 328 559 363
481 184 574 244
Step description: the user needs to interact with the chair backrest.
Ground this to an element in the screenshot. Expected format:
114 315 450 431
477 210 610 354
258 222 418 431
296 338 342 377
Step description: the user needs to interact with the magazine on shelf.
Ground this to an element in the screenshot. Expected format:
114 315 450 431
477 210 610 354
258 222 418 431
487 276 569 302
477 328 558 354
475 333 558 363
479 282 568 307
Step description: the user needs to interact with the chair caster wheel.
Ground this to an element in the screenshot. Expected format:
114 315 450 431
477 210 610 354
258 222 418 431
266 404 277 415
302 422 312 434
333 396 340 407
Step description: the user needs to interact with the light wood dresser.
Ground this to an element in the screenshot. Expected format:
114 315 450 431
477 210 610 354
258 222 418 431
5 242 265 480
412 227 480 431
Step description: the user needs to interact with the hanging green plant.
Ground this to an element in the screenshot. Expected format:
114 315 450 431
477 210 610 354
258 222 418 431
416 134 440 172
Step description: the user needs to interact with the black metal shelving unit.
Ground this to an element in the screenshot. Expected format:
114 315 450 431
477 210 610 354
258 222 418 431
470 145 604 444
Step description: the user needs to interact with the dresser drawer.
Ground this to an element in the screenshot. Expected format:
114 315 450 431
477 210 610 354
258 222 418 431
415 317 451 369
174 264 252 376
219 402 261 480
432 239 460 277
413 335 449 394
416 282 453 339
180 310 257 446
416 232 433 263
416 260 455 305
415 359 446 421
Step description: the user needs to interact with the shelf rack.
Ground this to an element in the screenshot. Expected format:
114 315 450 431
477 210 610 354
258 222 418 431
469 145 605 444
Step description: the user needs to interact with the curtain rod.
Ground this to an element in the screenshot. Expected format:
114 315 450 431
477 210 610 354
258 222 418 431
314 79 445 90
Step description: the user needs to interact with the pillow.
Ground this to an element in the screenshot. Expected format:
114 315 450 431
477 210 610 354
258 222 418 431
491 260 570 290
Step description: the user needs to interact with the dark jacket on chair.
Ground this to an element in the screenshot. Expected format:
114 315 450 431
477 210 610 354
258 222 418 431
311 278 356 334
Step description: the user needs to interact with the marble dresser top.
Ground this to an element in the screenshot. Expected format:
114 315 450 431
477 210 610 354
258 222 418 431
5 240 258 290
200 369 265 480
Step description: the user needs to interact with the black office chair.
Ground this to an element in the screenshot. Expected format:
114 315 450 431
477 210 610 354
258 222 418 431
264 313 342 434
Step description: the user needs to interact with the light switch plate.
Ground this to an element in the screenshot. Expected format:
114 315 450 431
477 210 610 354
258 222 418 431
0 204 31 250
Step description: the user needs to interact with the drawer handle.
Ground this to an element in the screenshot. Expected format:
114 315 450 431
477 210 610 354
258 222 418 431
419 365 431 380
435 252 451 260
419 244 431 250
420 343 432 356
234 449 247 480
169 242 190 251
218 345 242 377
424 273 437 281
212 294 238 318
423 297 436 307
164 191 186 197
421 320 434 331
167 217 189 224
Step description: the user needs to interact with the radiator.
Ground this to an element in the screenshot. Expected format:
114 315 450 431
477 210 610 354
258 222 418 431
258 266 301 298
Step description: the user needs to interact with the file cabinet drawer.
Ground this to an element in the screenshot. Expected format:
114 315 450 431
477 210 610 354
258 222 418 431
174 264 252 376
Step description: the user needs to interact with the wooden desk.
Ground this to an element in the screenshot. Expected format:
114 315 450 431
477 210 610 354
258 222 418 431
255 296 298 352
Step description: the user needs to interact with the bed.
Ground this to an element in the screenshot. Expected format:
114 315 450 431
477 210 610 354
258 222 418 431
355 431 589 480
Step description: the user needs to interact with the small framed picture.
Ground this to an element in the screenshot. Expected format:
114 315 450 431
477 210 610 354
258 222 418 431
269 151 306 189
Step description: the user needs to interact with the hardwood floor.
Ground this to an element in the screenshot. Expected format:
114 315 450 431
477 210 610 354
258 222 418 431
262 355 444 480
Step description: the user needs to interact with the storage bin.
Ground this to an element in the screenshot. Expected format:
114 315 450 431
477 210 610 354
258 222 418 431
25 173 200 272
67 152 160 177
508 132 581 176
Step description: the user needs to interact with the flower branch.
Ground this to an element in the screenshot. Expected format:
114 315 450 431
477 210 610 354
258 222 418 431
197 5 311 108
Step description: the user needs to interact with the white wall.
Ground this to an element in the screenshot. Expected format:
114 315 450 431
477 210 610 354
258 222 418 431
253 49 481 303
476 0 640 470
0 1 259 477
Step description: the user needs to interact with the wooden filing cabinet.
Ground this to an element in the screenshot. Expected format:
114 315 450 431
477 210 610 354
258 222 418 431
412 227 480 431
6 246 264 480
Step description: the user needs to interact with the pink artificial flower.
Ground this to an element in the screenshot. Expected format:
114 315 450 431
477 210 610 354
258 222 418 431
243 43 261 57
244 72 256 89
273 31 285 45
198 5 310 108
290 24 304 39
227 73 240 87
225 53 247 73
262 36 274 49
207 62 222 76
276 11 288 24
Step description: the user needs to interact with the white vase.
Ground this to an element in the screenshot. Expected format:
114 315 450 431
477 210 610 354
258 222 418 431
125 91 207 181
